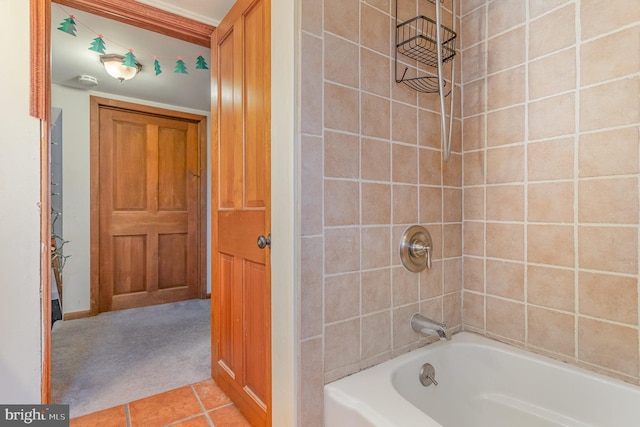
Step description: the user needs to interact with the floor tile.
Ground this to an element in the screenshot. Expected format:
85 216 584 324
193 380 232 410
69 405 127 427
208 406 251 426
128 385 203 427
170 415 212 427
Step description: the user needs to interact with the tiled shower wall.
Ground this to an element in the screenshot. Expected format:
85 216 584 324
298 0 462 424
461 0 640 384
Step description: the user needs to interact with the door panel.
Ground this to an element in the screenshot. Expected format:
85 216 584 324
98 107 200 312
212 0 271 425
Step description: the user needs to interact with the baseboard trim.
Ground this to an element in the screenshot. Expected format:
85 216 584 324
63 310 92 321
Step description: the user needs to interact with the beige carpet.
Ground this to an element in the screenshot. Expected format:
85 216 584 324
51 299 211 418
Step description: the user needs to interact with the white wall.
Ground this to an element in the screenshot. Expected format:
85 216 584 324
51 84 211 314
0 0 45 403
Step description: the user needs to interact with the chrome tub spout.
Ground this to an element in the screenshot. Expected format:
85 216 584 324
411 313 451 341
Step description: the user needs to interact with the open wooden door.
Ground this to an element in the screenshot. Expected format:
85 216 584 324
211 0 271 425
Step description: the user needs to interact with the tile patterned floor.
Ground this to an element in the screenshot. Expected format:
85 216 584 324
70 379 251 427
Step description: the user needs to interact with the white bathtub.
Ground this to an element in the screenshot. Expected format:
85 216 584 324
324 332 640 426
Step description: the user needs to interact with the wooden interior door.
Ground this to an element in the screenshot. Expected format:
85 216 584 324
98 105 201 312
211 0 271 425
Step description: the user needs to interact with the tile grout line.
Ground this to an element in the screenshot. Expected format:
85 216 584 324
124 403 131 427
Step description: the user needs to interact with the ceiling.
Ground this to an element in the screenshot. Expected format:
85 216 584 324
51 1 236 112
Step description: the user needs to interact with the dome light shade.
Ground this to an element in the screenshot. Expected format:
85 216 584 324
100 54 141 82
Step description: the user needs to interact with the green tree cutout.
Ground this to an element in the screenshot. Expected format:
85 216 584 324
88 35 106 54
154 58 162 76
57 16 77 36
195 55 209 70
175 57 188 74
123 50 137 67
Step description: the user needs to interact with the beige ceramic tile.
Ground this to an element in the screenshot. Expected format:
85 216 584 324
419 148 442 185
528 182 574 223
420 298 444 328
324 33 359 88
487 105 525 147
581 27 640 86
325 272 360 323
486 223 524 261
363 0 389 14
443 223 463 258
301 136 323 236
324 0 359 42
464 187 484 221
578 317 639 377
488 27 525 74
301 34 322 135
462 79 485 118
581 0 640 40
444 291 463 327
393 185 418 224
462 115 485 151
579 178 639 224
324 131 359 179
443 257 463 294
527 265 575 312
461 5 486 50
420 259 443 299
529 0 570 18
527 224 575 268
361 138 391 182
392 266 420 307
486 185 524 221
486 259 525 300
463 291 485 329
420 186 443 223
528 93 575 141
527 138 575 181
362 183 391 225
486 297 525 341
301 237 324 338
419 109 442 149
361 48 390 98
461 0 485 15
528 48 576 100
464 150 485 186
325 227 360 274
580 78 640 132
361 268 391 314
392 102 418 145
325 83 360 133
486 145 525 184
324 318 361 371
528 306 575 356
443 153 463 188
361 93 390 138
579 271 638 325
488 0 525 37
324 179 359 226
462 42 487 84
463 256 484 292
579 128 639 178
301 0 322 35
529 4 576 60
578 226 638 274
463 221 485 257
487 66 526 111
361 226 391 270
298 338 324 427
361 4 390 55
443 188 462 223
362 311 392 359
393 144 418 183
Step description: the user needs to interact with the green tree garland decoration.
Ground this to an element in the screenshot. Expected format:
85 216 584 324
175 57 188 74
195 54 209 70
154 57 162 76
88 35 106 54
123 49 138 67
57 15 77 36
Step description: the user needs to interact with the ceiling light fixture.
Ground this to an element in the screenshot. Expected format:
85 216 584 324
100 54 142 82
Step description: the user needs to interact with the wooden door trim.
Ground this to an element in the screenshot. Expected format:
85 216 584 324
52 0 215 47
89 96 208 315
